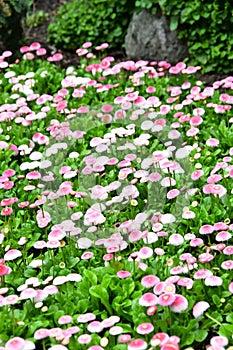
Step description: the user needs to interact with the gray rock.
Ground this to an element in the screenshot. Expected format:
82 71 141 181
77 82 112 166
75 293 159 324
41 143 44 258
125 10 188 63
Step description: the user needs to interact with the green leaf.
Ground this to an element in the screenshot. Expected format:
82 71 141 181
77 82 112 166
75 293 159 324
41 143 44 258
122 279 135 296
23 267 37 278
219 323 233 338
193 13 200 20
54 310 65 322
221 33 227 41
182 333 195 346
84 269 98 285
155 319 168 333
226 313 233 323
186 318 199 332
198 55 208 65
191 42 202 50
112 345 127 350
77 299 89 313
118 323 134 333
193 329 208 342
0 333 8 342
212 294 221 306
27 320 50 334
102 274 114 289
90 285 113 314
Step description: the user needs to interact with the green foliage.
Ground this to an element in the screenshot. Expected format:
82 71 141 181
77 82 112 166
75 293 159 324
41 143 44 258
0 0 33 50
134 0 233 73
0 0 32 28
47 0 135 51
47 0 233 72
25 10 49 28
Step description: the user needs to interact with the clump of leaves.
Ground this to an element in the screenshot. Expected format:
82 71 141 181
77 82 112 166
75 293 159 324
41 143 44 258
47 0 135 51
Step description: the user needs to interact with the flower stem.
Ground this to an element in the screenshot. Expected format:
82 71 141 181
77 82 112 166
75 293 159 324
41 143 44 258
206 313 221 326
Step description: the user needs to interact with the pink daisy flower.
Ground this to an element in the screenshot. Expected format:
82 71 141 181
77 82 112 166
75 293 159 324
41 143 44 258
158 293 176 306
146 86 156 93
204 275 223 286
147 305 157 315
193 301 210 318
223 246 233 255
77 334 92 345
211 184 227 197
199 224 214 235
3 181 14 189
163 283 176 294
30 42 41 50
221 260 233 270
118 334 132 343
1 207 13 216
136 323 154 335
170 294 188 313
34 328 50 340
81 252 94 260
169 234 184 246
77 313 96 323
177 278 193 289
2 294 19 305
153 282 166 295
139 292 158 306
128 339 147 350
199 252 214 263
87 320 103 333
151 333 169 347
210 336 228 347
4 337 29 350
26 171 41 180
170 266 184 275
191 170 204 181
190 238 204 247
109 326 123 335
36 48 47 56
117 270 131 279
206 138 219 147
161 341 180 350
167 189 180 199
141 275 160 288
138 247 153 259
4 249 22 261
58 315 73 325
216 231 231 242
214 222 229 231
182 210 196 219
207 174 222 184
229 282 233 293
190 115 203 126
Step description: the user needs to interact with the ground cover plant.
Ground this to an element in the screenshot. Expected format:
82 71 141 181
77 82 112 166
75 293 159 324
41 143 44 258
47 0 233 74
0 41 233 350
47 0 134 51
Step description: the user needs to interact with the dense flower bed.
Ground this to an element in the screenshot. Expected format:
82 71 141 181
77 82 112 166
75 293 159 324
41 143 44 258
0 41 233 350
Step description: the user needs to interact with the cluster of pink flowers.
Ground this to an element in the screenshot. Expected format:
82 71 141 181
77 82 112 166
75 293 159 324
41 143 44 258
0 39 233 350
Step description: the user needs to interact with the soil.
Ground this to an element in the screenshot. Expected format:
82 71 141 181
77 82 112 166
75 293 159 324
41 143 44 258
22 0 80 67
24 0 64 48
5 0 233 85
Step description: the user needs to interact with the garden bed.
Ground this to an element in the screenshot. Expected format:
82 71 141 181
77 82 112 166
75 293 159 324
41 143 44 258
0 39 233 350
